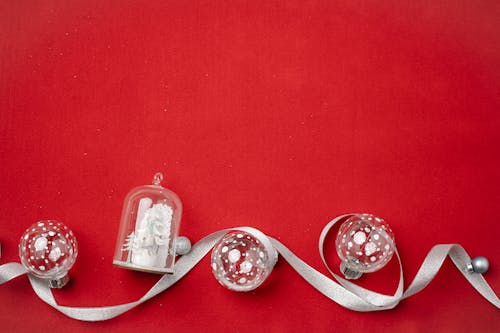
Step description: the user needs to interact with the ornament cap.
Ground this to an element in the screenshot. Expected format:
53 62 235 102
340 261 363 280
49 274 70 288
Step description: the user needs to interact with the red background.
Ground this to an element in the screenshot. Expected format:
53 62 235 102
1 1 499 332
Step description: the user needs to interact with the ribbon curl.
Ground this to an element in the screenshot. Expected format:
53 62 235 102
0 215 498 321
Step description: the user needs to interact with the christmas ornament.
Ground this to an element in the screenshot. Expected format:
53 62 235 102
175 236 192 256
113 172 189 274
18 220 78 288
467 256 490 274
0 210 498 321
211 228 277 291
335 214 395 279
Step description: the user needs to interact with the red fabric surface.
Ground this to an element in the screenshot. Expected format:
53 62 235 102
1 1 499 332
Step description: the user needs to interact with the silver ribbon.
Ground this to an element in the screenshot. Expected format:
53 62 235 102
0 215 498 321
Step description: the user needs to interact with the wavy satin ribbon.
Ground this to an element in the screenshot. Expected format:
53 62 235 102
0 214 498 321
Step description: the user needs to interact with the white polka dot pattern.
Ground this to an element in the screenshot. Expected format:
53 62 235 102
19 220 78 280
335 214 395 273
211 229 276 292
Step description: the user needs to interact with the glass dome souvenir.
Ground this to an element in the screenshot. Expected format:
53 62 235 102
113 172 183 274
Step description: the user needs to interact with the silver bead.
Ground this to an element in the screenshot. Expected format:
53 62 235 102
467 256 489 274
175 236 192 255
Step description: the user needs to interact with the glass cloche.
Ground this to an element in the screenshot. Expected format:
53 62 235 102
113 172 182 274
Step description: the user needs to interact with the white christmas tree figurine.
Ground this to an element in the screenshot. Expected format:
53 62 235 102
122 232 136 263
129 203 173 268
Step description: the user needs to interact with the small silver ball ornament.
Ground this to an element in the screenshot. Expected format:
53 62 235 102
467 256 489 274
175 236 191 255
